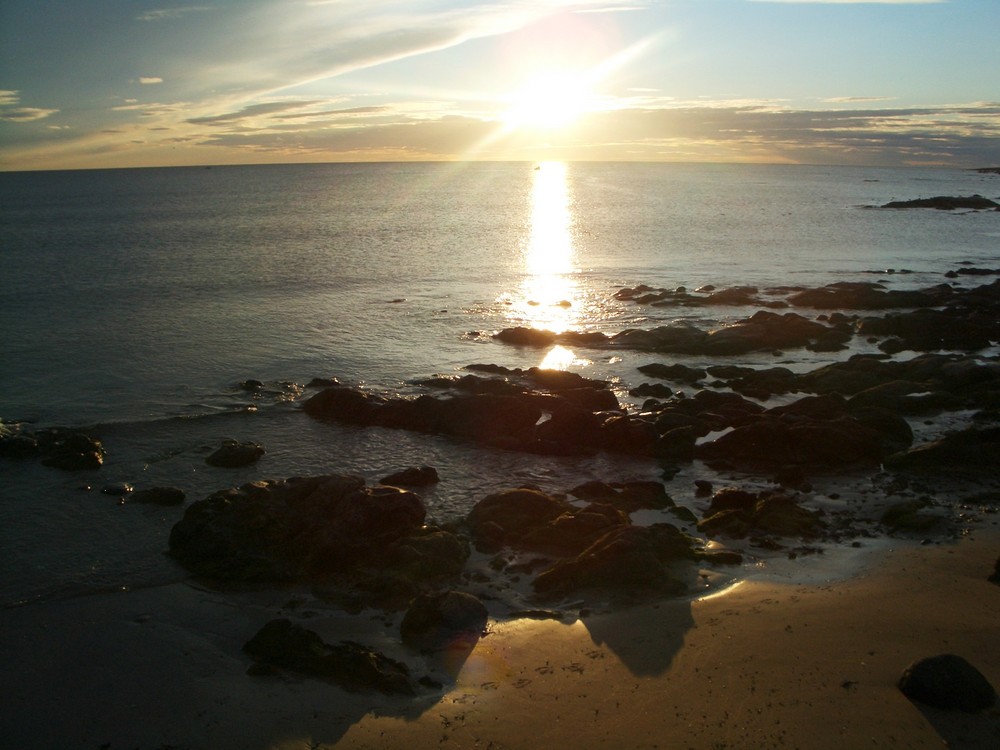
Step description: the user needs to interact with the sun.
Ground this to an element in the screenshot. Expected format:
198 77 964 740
503 71 593 131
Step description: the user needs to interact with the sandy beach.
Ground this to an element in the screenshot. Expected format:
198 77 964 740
3 523 997 750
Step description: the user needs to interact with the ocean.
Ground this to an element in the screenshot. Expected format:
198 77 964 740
1 161 998 608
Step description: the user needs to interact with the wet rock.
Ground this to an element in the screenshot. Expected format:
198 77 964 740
32 428 106 470
898 654 997 711
493 326 558 347
379 465 439 487
885 427 1000 475
637 363 707 384
169 475 426 582
244 618 413 695
466 488 570 552
521 503 629 556
989 557 1000 586
400 591 488 653
130 486 186 506
883 195 1000 210
696 415 885 469
698 492 824 539
787 282 948 310
385 527 470 579
205 439 265 467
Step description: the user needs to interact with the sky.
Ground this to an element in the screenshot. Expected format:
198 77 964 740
1 0 998 170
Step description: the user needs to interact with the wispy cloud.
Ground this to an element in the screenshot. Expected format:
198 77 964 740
135 7 213 22
0 90 59 122
822 96 895 103
748 1 946 4
186 100 323 125
139 77 164 85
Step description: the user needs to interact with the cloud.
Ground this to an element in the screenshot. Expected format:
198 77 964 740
139 77 164 85
822 96 895 103
0 91 59 122
185 100 323 125
748 1 945 4
135 7 213 22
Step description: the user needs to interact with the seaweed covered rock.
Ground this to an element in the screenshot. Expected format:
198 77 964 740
244 618 413 694
169 474 428 582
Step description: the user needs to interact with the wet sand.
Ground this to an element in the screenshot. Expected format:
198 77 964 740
2 528 997 750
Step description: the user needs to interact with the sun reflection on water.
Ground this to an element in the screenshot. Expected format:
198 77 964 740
510 161 580 334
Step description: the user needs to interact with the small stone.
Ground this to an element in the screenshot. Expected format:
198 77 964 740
205 439 265 467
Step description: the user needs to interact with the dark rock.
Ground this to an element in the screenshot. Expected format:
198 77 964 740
533 524 697 599
400 591 488 652
385 527 470 579
788 282 948 310
33 428 106 470
989 557 1000 586
244 618 413 694
883 195 1000 210
130 486 186 506
885 427 1000 475
898 654 997 711
169 474 426 582
466 488 570 551
521 503 630 556
699 492 824 539
205 439 265 468
379 465 440 487
493 327 558 347
637 363 707 384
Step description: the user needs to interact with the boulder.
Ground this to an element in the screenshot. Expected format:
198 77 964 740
400 591 488 652
466 488 570 551
698 492 824 539
883 195 1000 210
885 427 1000 475
379 465 439 487
533 524 696 599
898 654 997 711
169 474 426 582
244 619 413 694
205 440 265 468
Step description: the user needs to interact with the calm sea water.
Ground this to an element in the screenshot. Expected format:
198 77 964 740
1 161 998 606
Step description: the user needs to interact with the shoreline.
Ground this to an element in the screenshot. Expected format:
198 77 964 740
2 528 997 749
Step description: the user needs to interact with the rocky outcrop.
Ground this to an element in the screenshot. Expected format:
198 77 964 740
698 490 825 539
169 474 438 583
379 465 440 487
882 195 1000 210
244 619 413 694
0 425 106 470
884 427 1000 475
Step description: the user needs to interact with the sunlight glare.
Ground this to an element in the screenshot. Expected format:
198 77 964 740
503 71 592 131
514 161 579 332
